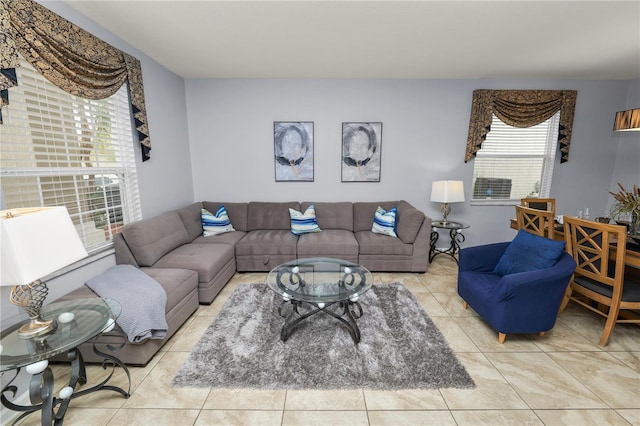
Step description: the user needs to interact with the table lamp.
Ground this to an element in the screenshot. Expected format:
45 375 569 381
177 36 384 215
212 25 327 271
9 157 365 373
1 206 88 338
430 180 465 223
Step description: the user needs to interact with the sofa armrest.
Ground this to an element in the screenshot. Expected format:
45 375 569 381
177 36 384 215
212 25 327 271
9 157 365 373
458 242 510 273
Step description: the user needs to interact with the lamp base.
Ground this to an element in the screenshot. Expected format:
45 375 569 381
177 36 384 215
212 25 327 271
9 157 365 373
440 203 452 223
17 317 57 339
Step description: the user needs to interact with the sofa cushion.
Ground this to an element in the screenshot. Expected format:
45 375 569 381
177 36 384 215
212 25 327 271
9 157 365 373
122 211 190 267
202 202 248 232
301 202 353 231
142 267 199 313
355 230 413 256
289 204 322 235
235 229 298 255
297 229 359 258
154 243 235 284
192 230 246 246
396 200 426 244
176 202 203 241
372 206 398 237
202 206 236 236
247 202 300 230
353 201 399 232
494 229 566 276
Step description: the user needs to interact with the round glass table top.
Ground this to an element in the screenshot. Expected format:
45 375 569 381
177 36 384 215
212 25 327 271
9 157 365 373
431 220 470 230
0 298 120 371
266 257 373 304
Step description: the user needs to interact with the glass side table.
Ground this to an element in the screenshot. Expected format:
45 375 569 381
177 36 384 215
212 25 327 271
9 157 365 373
1 298 131 425
429 220 470 264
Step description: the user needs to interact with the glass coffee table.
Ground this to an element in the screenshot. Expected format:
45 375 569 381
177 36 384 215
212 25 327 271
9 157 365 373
266 257 373 344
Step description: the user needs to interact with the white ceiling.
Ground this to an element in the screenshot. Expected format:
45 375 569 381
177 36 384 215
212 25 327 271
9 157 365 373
62 0 640 80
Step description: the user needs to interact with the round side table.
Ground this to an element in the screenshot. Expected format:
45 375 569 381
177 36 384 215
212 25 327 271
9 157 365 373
429 220 470 264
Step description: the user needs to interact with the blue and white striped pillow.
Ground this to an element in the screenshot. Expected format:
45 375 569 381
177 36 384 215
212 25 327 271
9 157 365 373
202 206 235 236
372 206 398 237
289 204 322 235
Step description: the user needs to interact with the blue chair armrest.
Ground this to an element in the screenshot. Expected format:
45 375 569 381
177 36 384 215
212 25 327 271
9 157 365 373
493 252 576 302
459 241 510 273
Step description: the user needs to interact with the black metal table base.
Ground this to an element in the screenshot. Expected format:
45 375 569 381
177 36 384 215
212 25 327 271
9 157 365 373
1 337 131 426
278 299 364 344
429 228 466 264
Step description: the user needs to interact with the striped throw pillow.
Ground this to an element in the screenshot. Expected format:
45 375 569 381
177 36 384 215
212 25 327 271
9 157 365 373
289 204 322 235
202 206 235 236
372 206 398 237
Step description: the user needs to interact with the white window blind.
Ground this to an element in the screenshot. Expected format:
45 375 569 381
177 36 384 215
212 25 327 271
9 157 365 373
0 57 141 253
471 112 560 204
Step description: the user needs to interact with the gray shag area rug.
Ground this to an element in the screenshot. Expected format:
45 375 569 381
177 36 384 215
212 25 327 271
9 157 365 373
172 283 475 390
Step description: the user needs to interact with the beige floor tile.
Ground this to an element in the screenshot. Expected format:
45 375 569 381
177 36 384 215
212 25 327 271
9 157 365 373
610 351 640 373
532 321 603 353
167 316 214 351
14 408 118 426
122 352 210 409
431 292 477 316
282 410 369 426
393 274 429 292
108 408 200 425
451 409 543 425
368 410 456 425
617 408 640 425
429 316 479 352
421 273 458 293
202 388 286 410
195 409 282 426
284 389 366 410
363 389 447 410
548 351 640 408
454 316 542 352
487 352 607 409
559 311 640 351
229 273 267 285
439 352 529 410
195 296 227 318
412 292 449 317
533 409 632 425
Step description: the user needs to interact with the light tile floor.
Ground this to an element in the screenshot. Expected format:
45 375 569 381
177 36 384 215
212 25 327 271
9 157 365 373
11 257 640 426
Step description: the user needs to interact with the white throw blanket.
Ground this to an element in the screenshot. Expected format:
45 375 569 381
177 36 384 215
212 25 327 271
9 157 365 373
86 265 168 343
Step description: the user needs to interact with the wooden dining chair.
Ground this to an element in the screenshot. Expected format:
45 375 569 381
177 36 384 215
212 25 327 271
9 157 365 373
515 205 556 239
558 216 640 346
521 198 556 218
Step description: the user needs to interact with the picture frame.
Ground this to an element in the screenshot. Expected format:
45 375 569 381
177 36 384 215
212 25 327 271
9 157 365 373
341 122 382 182
274 121 314 182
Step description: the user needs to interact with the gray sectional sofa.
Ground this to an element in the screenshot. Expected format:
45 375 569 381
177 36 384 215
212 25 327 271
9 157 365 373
57 200 431 365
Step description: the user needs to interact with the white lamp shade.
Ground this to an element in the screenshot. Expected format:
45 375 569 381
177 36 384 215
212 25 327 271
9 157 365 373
430 180 465 203
1 207 88 286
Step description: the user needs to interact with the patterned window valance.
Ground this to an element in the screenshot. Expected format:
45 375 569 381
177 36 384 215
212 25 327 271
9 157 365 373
465 89 577 163
0 0 151 161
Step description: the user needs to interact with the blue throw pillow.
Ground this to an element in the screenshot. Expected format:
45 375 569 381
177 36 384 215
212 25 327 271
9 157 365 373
289 204 322 235
202 206 235 236
494 229 566 276
371 206 398 237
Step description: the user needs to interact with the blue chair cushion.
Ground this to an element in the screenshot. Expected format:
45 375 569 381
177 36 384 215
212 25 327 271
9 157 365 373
494 230 566 276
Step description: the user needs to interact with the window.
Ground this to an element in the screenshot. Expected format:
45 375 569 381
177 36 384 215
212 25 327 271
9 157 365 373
471 111 560 204
0 57 141 253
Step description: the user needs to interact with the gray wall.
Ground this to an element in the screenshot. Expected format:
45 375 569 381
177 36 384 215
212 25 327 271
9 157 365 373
185 78 638 248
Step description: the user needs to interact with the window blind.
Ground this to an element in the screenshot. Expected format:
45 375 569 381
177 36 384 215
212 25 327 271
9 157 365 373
0 57 141 253
472 112 559 203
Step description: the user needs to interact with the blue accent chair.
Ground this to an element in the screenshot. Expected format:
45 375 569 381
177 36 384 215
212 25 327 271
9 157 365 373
457 241 576 343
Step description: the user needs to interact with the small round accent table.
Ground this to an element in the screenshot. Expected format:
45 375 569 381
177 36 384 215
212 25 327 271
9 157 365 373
0 298 131 425
429 220 470 264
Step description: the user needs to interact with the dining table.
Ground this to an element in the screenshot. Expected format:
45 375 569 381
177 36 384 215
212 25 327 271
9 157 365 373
509 218 640 269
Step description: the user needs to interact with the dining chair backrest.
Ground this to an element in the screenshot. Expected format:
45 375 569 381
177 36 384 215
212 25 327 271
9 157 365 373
515 205 556 239
559 216 637 346
521 198 556 218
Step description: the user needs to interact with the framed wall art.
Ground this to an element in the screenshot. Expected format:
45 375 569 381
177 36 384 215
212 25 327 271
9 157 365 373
341 122 382 182
274 121 314 182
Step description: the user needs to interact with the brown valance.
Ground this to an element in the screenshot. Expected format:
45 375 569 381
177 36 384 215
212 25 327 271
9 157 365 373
465 90 577 163
0 0 150 160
